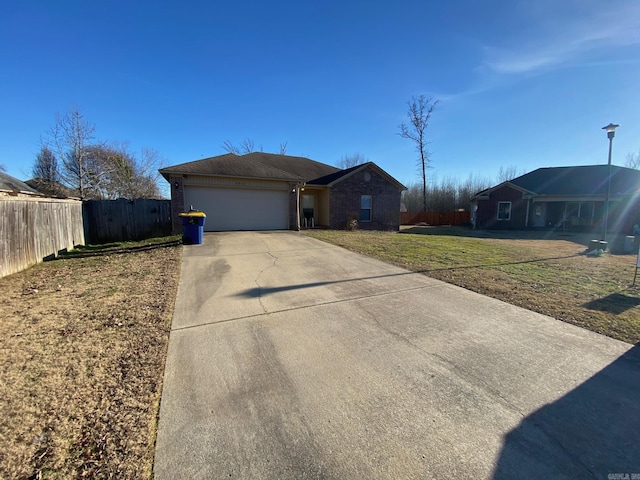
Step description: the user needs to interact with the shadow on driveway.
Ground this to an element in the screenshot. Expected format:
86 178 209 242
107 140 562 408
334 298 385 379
492 345 640 478
233 254 580 298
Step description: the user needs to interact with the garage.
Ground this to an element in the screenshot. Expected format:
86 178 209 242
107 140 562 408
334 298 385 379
184 186 289 231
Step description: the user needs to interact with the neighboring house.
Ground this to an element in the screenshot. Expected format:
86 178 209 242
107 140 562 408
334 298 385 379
25 178 78 198
471 165 640 233
159 153 406 232
0 172 41 197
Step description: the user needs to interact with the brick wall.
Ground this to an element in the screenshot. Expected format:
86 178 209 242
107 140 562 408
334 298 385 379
169 176 185 234
475 185 527 229
329 166 401 231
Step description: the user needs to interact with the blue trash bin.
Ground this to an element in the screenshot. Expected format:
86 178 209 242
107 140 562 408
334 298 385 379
179 211 206 245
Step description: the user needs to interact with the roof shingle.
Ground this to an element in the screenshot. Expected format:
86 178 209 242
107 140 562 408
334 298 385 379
0 172 39 194
510 165 640 196
159 153 339 182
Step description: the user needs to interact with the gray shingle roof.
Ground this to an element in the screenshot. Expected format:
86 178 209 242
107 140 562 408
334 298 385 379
159 153 340 182
0 172 39 194
510 165 640 196
25 178 78 198
307 163 363 185
308 162 406 190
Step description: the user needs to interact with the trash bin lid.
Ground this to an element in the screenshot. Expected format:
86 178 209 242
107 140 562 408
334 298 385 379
179 211 206 217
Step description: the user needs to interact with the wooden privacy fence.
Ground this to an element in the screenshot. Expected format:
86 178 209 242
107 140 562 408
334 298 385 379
401 211 471 226
0 197 85 278
83 199 171 244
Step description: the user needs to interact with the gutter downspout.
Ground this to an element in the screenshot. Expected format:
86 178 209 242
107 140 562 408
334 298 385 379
525 197 530 228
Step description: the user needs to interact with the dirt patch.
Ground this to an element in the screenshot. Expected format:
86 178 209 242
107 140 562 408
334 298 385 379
0 245 181 478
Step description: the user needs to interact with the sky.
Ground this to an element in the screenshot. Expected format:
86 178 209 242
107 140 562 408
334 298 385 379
1 0 639 192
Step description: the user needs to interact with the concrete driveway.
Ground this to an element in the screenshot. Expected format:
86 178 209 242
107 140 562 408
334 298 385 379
154 231 640 479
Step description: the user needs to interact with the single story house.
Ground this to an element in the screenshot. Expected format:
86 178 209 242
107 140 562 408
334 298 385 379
25 178 78 198
471 165 640 233
159 153 406 232
0 172 41 197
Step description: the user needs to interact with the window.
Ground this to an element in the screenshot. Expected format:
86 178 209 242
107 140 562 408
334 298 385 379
360 195 372 222
497 201 511 221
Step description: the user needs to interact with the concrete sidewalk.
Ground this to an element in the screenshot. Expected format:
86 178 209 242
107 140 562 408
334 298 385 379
154 231 640 479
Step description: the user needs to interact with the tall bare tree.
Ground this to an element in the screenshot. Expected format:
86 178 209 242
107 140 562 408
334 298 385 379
279 141 288 155
337 152 368 169
48 106 102 199
625 150 640 169
398 95 439 212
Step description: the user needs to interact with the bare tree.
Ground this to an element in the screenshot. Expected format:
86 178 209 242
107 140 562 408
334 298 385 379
337 152 368 169
240 138 255 153
402 173 492 212
496 165 524 183
86 144 163 199
398 95 439 212
123 147 163 198
0 164 6 172
625 151 640 169
223 139 291 156
457 173 493 209
222 138 258 155
221 140 240 155
47 106 104 199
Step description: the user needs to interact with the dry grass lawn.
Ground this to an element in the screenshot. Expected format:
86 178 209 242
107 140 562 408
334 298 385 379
0 240 181 479
305 227 640 345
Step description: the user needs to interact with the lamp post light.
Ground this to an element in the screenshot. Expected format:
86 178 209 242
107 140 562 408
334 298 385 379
601 123 620 244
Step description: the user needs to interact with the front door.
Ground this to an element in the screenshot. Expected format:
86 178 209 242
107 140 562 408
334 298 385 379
532 203 547 227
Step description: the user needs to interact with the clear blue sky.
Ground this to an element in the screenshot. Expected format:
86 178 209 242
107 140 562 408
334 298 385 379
1 0 639 190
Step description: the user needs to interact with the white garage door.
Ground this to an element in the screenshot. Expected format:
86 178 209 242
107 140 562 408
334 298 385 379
184 186 289 231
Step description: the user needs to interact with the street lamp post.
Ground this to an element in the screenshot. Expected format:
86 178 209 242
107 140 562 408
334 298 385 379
601 123 620 244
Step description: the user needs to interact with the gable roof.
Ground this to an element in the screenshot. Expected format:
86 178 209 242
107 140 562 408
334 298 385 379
308 162 406 190
473 165 640 199
307 163 363 185
0 172 40 194
159 152 340 183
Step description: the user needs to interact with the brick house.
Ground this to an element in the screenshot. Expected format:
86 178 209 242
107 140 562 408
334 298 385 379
159 153 405 232
471 165 640 233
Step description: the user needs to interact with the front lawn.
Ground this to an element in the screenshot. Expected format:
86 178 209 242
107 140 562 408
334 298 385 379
304 228 640 344
0 242 181 478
